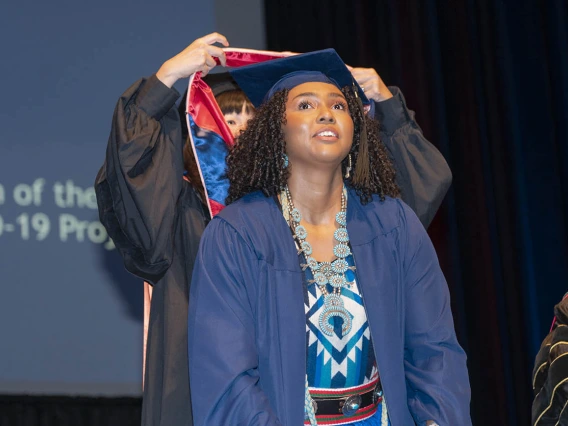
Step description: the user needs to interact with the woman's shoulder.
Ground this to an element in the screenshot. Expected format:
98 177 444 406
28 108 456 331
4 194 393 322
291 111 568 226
206 191 281 244
368 195 415 219
349 191 423 241
203 192 300 270
216 191 274 223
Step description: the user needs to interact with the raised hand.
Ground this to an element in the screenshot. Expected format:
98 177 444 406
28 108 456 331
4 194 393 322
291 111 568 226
157 32 229 88
348 66 393 102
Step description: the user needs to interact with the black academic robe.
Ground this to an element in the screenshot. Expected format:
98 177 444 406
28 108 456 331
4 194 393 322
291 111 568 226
95 74 451 426
532 295 568 425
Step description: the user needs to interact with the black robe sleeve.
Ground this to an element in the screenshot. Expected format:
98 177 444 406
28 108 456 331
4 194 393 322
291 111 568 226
375 87 452 228
95 74 185 284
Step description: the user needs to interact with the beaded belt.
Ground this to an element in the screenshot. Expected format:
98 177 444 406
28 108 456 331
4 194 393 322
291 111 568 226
304 378 383 425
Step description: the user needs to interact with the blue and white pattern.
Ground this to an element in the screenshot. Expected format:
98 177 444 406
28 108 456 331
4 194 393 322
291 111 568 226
304 253 378 389
280 188 390 425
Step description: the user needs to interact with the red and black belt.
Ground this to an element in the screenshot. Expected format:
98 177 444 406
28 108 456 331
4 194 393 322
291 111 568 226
304 378 384 425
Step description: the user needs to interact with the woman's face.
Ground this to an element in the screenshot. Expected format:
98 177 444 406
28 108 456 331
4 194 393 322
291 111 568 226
224 102 255 139
283 82 353 170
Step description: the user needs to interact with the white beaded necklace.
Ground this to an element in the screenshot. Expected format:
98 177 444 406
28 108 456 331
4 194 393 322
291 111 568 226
283 185 390 426
282 184 354 337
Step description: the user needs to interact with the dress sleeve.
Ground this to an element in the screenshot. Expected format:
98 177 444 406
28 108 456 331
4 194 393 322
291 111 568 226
188 218 282 426
95 74 186 284
397 201 471 426
375 88 452 228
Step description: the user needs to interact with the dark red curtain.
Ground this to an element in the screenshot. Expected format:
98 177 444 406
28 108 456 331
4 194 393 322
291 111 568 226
264 1 568 425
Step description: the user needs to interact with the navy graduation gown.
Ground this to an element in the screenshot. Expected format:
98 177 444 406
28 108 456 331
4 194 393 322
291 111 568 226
188 191 471 426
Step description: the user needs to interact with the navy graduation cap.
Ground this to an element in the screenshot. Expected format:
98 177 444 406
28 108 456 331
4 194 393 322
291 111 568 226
228 48 369 108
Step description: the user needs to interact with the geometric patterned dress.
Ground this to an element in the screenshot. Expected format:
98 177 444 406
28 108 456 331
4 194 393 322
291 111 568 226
302 252 391 426
305 254 378 388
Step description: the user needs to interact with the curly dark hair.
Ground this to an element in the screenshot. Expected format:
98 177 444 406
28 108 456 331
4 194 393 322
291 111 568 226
226 86 399 205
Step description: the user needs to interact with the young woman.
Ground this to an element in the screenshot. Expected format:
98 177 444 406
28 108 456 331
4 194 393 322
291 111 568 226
187 50 471 425
96 34 453 426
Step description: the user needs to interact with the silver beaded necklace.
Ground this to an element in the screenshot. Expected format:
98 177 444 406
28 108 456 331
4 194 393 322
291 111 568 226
282 184 354 337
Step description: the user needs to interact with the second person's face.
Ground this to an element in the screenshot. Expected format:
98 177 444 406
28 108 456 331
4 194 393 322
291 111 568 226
224 102 255 139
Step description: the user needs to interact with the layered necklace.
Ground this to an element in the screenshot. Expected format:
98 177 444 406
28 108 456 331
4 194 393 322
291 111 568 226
282 184 354 338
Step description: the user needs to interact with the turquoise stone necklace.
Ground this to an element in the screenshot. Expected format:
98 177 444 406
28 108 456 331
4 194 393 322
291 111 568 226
283 185 353 337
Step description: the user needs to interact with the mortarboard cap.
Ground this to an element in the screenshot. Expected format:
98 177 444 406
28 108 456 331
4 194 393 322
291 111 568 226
228 48 368 108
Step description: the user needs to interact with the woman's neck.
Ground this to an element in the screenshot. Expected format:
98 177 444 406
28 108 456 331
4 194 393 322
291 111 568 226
286 167 344 226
